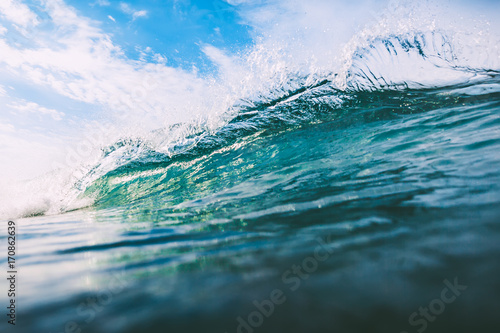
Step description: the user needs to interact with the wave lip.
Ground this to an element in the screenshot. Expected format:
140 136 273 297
339 31 500 92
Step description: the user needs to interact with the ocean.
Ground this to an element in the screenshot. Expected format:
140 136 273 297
1 1 500 333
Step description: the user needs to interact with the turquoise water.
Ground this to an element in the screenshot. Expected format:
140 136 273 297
2 26 500 333
9 78 500 333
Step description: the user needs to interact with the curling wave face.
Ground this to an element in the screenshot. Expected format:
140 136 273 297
72 28 500 215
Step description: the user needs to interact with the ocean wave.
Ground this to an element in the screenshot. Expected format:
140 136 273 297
2 7 499 219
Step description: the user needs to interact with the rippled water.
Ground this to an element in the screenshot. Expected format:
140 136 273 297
7 75 500 333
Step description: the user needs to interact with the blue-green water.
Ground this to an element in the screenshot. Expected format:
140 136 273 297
3 30 500 333
8 78 500 333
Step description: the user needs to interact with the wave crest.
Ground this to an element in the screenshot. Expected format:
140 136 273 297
340 30 499 91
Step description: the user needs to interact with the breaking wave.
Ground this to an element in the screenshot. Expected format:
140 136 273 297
1 2 499 219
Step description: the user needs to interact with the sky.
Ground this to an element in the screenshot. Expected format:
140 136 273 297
0 0 256 181
68 0 253 69
0 0 499 184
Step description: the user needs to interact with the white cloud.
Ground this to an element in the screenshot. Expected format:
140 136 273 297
119 2 131 12
132 10 147 20
153 53 167 64
0 0 39 28
203 44 243 81
224 0 253 5
107 15 116 22
119 2 148 20
136 45 167 64
8 101 65 121
91 0 110 6
0 122 15 133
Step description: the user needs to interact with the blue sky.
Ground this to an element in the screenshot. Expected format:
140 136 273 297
66 0 253 71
